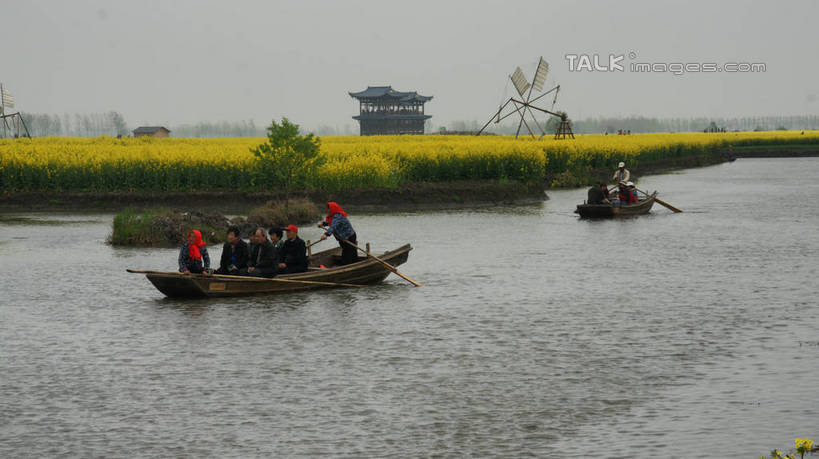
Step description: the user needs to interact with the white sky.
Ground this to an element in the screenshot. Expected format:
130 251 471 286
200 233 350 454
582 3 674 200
2 0 818 129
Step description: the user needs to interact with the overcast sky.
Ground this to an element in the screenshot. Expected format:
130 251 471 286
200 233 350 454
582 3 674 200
3 0 817 130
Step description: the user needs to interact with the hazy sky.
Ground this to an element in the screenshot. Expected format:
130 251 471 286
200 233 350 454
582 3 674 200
3 0 818 130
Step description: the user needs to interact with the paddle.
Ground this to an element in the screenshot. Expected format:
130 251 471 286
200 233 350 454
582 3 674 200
342 240 422 287
633 187 683 213
126 269 365 288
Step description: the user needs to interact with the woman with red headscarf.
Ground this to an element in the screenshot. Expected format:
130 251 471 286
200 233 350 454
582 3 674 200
318 202 358 265
178 229 211 274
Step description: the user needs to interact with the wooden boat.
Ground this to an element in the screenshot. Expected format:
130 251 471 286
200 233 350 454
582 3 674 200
575 192 657 218
130 244 412 298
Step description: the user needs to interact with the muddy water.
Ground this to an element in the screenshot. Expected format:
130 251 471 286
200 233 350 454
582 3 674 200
1 158 818 457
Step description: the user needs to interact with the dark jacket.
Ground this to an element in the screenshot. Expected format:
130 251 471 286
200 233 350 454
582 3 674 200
178 243 210 272
280 237 308 271
587 186 606 204
248 240 278 269
216 239 249 274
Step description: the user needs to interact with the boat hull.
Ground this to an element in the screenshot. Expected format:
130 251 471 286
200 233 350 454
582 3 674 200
576 193 656 218
144 244 412 298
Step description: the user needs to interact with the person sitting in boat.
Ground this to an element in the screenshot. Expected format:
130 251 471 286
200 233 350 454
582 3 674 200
600 182 610 201
278 225 308 274
612 161 630 184
318 202 358 266
616 182 629 206
215 225 249 275
587 182 610 205
241 227 278 278
626 181 640 204
178 229 211 274
268 227 285 254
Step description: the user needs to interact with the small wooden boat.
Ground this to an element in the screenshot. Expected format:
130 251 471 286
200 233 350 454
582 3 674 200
130 244 412 298
575 192 657 218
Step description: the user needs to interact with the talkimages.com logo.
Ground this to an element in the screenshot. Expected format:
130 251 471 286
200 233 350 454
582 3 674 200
565 52 766 75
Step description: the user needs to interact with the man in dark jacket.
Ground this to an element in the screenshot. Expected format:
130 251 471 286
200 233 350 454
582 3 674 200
240 227 278 278
278 225 308 274
587 182 610 205
215 226 249 275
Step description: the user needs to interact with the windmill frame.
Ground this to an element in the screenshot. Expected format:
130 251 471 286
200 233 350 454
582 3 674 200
1 83 31 139
476 57 574 140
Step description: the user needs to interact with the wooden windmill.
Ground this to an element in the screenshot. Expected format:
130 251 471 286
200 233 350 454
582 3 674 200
0 83 31 139
476 57 573 140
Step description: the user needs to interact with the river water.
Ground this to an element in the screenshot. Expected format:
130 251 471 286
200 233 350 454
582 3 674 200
1 158 818 458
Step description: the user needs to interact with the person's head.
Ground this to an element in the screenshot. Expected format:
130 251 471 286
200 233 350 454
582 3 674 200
598 182 607 189
284 224 298 240
626 181 635 188
227 226 241 244
268 227 283 242
251 227 268 244
187 229 203 245
618 161 625 170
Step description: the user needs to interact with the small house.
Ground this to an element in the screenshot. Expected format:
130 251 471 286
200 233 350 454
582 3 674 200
133 126 171 138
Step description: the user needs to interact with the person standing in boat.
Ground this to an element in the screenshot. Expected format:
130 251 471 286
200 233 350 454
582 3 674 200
215 226 249 275
612 161 630 184
318 202 358 266
278 225 308 274
242 228 278 278
178 229 211 274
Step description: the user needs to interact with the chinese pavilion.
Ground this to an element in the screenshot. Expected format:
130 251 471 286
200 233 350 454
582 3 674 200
349 86 432 135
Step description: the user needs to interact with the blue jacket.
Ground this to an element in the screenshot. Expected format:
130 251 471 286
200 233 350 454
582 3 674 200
323 213 356 240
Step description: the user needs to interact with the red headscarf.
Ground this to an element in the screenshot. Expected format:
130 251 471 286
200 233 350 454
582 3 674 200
324 202 348 225
187 230 206 260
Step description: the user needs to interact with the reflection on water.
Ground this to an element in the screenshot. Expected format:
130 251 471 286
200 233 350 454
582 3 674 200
1 158 818 457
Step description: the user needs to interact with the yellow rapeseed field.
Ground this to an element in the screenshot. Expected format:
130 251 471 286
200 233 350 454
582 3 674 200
1 131 817 192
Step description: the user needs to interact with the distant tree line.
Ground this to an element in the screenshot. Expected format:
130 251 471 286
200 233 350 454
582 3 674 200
14 112 819 138
572 115 819 134
450 115 819 135
19 112 129 137
170 120 264 138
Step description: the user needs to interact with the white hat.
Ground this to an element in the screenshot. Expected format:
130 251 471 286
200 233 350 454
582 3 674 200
626 181 634 186
618 162 625 168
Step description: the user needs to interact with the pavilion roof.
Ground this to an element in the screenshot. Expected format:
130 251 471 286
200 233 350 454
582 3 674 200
349 86 433 104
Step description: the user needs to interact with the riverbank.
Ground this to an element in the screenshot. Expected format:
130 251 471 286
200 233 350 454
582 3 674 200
3 139 817 213
0 180 546 213
732 144 819 158
0 149 730 212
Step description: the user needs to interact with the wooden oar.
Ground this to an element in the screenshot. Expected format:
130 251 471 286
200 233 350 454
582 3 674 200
343 240 422 287
307 239 323 248
634 187 683 213
126 269 364 288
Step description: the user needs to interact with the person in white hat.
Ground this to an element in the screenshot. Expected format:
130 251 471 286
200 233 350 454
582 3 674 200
612 161 630 184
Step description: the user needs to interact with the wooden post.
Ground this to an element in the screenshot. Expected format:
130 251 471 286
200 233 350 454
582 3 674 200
366 242 370 254
307 240 312 257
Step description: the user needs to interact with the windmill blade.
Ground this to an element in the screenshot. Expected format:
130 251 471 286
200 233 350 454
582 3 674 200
1 88 14 109
532 57 549 92
510 67 531 97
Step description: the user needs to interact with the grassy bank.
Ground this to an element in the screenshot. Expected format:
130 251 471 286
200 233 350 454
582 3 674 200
109 198 321 246
2 131 818 194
